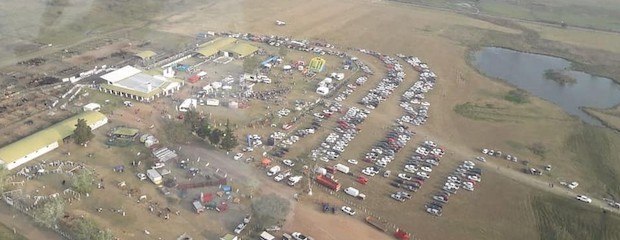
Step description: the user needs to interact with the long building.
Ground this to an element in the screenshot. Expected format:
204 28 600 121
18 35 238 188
0 111 108 170
98 65 183 102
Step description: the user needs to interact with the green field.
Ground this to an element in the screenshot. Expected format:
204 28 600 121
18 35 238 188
531 194 620 240
390 0 620 32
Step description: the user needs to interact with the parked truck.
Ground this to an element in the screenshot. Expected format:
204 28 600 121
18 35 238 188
344 187 366 200
315 175 341 191
365 216 389 232
334 163 350 174
146 169 163 185
288 175 303 186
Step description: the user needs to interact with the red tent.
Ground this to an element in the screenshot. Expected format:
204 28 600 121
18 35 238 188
201 192 214 203
188 75 200 83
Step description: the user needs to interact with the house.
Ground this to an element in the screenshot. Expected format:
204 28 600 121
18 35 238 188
83 103 101 112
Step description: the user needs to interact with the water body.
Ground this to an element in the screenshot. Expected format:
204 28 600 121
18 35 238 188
472 47 620 125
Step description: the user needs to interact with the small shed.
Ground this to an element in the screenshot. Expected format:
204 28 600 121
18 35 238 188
83 103 101 112
192 200 205 214
220 234 238 240
228 101 239 109
135 51 157 61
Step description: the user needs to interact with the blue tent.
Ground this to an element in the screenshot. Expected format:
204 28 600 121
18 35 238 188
221 185 232 194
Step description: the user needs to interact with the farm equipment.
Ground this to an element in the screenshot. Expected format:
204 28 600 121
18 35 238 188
365 216 389 232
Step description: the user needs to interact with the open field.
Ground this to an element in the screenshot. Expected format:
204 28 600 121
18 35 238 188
389 0 620 32
3 0 620 239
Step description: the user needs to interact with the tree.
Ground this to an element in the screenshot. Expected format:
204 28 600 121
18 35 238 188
73 118 94 145
71 169 94 194
33 197 65 228
196 120 212 139
208 128 223 145
220 119 239 151
183 110 201 130
243 55 261 73
251 194 291 229
71 218 113 240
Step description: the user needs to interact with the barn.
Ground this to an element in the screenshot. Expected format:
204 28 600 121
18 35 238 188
0 111 108 170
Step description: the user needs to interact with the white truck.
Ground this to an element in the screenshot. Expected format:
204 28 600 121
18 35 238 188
146 169 163 185
288 175 303 186
334 163 350 174
344 187 366 200
267 165 281 176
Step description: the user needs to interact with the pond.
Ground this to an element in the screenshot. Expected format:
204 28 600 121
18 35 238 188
471 47 620 126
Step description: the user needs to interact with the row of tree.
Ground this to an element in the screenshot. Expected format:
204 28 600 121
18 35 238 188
183 111 239 151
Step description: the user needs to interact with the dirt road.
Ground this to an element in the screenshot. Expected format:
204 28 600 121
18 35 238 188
180 144 390 240
415 127 620 214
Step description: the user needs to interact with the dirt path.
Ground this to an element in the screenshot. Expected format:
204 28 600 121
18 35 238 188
415 127 620 214
180 144 391 239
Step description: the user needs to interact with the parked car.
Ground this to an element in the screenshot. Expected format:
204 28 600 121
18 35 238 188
576 195 592 203
136 173 147 181
233 153 244 160
283 159 295 167
398 173 412 181
347 159 359 165
341 206 356 216
233 223 246 234
292 232 314 240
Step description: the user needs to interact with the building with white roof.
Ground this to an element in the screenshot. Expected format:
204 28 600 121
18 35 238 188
98 66 183 102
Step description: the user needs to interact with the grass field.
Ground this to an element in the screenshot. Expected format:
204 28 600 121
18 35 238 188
531 194 620 240
390 0 620 32
0 223 26 240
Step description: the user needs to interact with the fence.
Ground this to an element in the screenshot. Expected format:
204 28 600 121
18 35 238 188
3 196 74 240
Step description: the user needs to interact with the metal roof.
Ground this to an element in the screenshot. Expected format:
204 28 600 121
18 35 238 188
101 66 142 83
135 51 157 60
223 43 258 57
0 111 108 164
196 37 237 57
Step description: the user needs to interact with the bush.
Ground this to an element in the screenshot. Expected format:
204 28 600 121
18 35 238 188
504 89 529 104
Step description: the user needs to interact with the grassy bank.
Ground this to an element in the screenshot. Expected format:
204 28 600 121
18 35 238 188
582 107 620 133
531 194 620 240
565 125 620 198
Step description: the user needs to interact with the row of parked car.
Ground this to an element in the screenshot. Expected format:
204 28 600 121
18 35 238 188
358 55 405 109
311 106 370 162
361 124 415 173
390 141 445 202
427 160 483 217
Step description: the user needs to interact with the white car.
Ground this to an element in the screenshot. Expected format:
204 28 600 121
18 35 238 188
404 165 418 172
233 223 246 234
136 173 147 181
362 168 376 176
233 153 244 160
403 168 417 174
468 175 481 182
568 182 579 189
416 171 430 179
347 159 359 165
341 206 356 216
292 232 313 240
152 162 165 169
274 174 286 182
398 173 412 181
576 195 592 203
420 166 433 172
282 159 295 167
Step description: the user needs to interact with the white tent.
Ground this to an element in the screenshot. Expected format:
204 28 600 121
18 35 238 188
316 86 329 96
